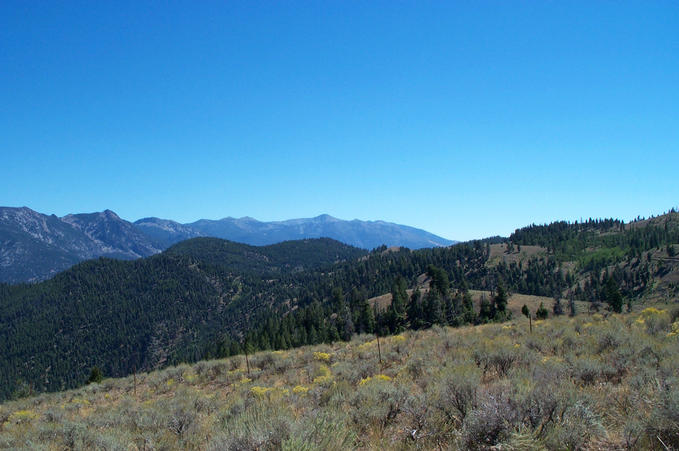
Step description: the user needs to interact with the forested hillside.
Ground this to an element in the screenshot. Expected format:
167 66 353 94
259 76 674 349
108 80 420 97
1 210 678 401
0 238 367 400
507 210 679 303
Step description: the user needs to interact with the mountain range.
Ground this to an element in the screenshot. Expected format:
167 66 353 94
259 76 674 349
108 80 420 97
0 207 454 283
136 213 454 249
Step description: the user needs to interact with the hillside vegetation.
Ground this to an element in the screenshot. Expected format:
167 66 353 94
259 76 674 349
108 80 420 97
0 238 368 400
1 307 678 450
1 210 678 402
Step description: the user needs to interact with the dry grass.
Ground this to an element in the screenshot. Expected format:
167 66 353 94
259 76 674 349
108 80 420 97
469 290 589 318
2 306 678 450
369 285 585 320
487 243 547 267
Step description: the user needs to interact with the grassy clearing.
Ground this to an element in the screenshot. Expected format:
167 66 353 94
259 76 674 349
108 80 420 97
1 307 678 450
487 243 547 267
371 287 586 319
468 290 590 318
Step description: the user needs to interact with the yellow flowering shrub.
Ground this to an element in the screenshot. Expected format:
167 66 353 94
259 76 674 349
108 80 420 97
7 410 39 423
668 321 679 338
358 374 392 385
234 376 252 387
636 307 671 335
250 386 274 398
357 339 376 351
640 307 666 316
312 364 333 384
250 386 289 399
313 352 332 362
183 371 197 383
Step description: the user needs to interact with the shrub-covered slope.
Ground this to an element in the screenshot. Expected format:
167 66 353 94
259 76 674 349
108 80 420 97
1 210 677 402
1 308 678 450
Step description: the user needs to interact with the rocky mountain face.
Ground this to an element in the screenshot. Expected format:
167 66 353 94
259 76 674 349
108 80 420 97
1 207 455 283
0 207 162 283
62 210 161 258
133 217 202 248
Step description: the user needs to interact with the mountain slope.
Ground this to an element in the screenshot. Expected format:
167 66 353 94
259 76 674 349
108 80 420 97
62 209 161 259
1 207 455 283
133 217 202 248
165 237 368 273
0 207 161 283
182 214 455 249
0 237 372 400
3 310 678 450
0 208 85 283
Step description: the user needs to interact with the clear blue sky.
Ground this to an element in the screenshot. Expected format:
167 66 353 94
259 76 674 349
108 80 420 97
1 1 677 241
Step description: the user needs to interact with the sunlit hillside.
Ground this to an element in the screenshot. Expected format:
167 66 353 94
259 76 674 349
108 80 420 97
1 307 678 450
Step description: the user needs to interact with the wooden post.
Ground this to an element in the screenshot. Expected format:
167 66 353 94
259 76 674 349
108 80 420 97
376 334 382 365
133 366 137 397
244 341 250 376
529 315 532 334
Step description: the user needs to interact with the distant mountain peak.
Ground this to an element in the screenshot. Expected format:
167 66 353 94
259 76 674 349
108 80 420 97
1 208 162 283
1 206 456 283
174 213 455 249
314 214 338 222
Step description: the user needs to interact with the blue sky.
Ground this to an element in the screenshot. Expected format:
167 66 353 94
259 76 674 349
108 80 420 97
1 1 677 241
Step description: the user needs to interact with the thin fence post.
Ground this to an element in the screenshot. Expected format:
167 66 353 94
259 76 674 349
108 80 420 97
376 334 382 365
244 341 250 376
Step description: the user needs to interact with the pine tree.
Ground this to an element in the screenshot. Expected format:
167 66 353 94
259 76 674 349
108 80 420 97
461 290 476 324
407 288 425 329
604 277 623 313
478 294 493 323
493 282 509 320
87 367 103 384
389 277 408 332
424 289 444 327
358 296 375 334
553 296 564 316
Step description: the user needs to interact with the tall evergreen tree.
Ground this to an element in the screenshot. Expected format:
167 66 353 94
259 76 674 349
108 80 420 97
461 289 477 324
604 277 623 313
407 287 426 329
568 291 576 317
388 277 408 332
478 294 493 323
424 288 445 326
493 282 509 320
